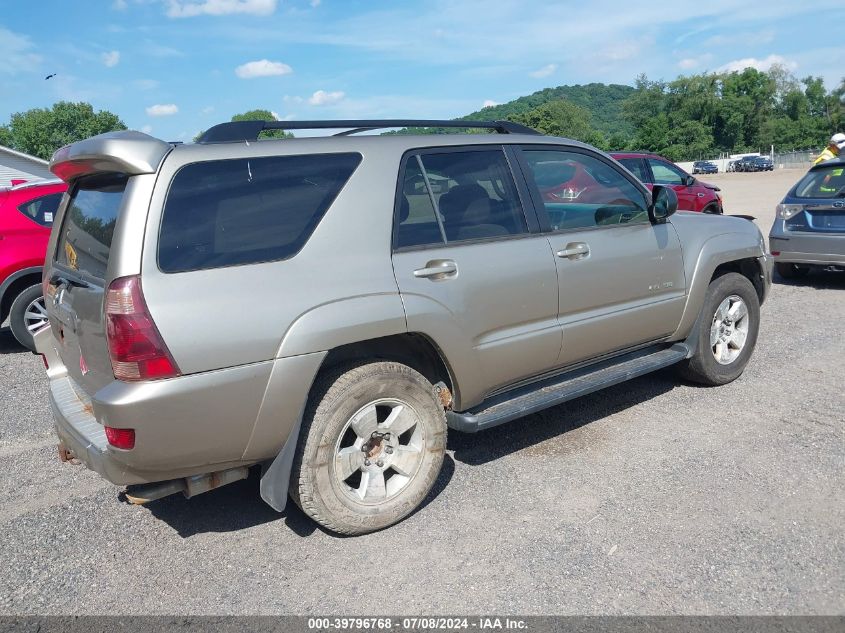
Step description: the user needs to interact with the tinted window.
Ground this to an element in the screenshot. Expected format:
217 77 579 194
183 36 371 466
18 192 62 227
159 153 361 273
793 165 845 199
394 149 527 248
617 157 649 182
395 157 446 249
523 150 648 230
648 158 685 185
57 175 127 280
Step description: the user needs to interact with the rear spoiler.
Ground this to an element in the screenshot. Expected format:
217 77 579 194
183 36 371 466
49 131 173 183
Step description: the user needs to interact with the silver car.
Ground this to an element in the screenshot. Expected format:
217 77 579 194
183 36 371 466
36 119 771 534
769 157 845 278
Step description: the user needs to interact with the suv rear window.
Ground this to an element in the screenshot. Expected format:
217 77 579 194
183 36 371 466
56 175 127 280
793 164 845 199
158 153 361 273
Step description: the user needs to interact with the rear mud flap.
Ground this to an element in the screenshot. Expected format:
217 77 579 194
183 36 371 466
259 415 304 513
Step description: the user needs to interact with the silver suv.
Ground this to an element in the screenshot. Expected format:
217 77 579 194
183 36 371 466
36 119 771 534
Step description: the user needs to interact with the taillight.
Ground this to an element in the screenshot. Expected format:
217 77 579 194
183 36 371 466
105 275 179 381
105 426 135 450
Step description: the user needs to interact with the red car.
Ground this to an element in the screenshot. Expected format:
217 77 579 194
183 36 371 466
0 179 67 350
611 152 723 214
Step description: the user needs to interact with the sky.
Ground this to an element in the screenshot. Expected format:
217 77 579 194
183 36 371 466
1 0 844 141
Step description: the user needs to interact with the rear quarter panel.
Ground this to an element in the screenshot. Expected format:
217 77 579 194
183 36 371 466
139 142 408 375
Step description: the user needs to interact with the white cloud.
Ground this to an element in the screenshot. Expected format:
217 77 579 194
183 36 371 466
678 58 698 70
0 27 41 75
235 59 292 78
308 90 345 106
270 110 280 120
140 124 153 134
146 103 179 116
112 0 128 9
310 0 321 6
529 63 556 79
201 105 215 114
717 54 797 74
165 0 277 18
102 50 121 67
482 100 499 108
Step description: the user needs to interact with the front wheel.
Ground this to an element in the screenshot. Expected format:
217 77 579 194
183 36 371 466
290 361 447 535
677 272 760 386
9 284 48 351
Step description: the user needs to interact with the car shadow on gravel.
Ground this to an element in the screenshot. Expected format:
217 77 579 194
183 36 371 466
0 326 27 354
135 455 456 539
448 370 677 466
773 270 845 289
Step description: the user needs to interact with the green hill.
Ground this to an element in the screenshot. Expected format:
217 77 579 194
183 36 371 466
464 83 635 136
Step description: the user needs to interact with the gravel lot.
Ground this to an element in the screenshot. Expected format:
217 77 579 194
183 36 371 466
1 169 843 615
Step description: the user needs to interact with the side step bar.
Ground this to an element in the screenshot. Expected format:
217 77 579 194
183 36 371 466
447 343 690 433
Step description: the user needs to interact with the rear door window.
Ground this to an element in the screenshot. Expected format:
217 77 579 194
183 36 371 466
18 192 62 227
158 153 361 273
56 175 127 280
393 148 527 249
616 157 649 182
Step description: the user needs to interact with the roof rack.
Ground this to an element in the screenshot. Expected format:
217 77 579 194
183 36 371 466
196 119 540 144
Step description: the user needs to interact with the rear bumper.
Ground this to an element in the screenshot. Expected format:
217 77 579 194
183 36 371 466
769 223 845 266
35 327 324 486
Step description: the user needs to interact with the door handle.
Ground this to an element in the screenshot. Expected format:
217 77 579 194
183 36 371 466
413 260 458 279
556 242 590 260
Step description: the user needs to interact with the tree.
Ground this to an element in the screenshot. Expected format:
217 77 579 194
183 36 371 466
194 109 294 142
2 102 126 160
508 99 605 146
231 109 293 139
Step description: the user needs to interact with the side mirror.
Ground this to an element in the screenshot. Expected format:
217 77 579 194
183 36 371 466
683 174 696 186
650 185 678 222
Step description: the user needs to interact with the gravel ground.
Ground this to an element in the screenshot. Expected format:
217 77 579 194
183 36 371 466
0 169 843 615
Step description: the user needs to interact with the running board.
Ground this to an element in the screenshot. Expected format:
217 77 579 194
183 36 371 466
447 343 690 433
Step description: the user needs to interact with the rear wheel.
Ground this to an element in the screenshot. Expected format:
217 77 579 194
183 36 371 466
677 272 760 386
775 262 810 280
290 361 447 535
9 284 48 351
702 203 722 215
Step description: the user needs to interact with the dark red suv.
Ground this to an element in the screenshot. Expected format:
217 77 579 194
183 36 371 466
611 152 723 214
0 179 67 350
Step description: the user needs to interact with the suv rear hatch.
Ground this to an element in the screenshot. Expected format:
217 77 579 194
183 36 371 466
45 131 173 399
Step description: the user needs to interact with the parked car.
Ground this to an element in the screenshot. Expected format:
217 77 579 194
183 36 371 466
752 156 774 172
0 179 67 349
692 160 718 174
611 152 724 214
37 121 770 535
734 156 759 172
769 157 845 279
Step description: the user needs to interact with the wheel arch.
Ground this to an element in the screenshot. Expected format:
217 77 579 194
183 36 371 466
0 267 42 324
670 234 767 341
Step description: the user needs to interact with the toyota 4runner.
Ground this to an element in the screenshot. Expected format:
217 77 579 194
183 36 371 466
36 119 771 534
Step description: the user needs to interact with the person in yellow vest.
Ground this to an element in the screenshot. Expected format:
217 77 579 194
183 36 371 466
814 133 845 164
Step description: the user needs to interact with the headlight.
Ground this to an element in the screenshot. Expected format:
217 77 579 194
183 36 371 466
776 204 803 220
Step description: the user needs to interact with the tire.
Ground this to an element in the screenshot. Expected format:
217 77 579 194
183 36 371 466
290 361 447 535
9 284 48 351
702 203 722 215
775 262 810 280
677 272 760 386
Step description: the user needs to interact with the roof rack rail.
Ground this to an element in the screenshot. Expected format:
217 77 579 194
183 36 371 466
196 119 540 144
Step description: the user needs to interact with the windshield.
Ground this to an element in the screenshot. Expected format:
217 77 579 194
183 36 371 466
793 165 845 199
